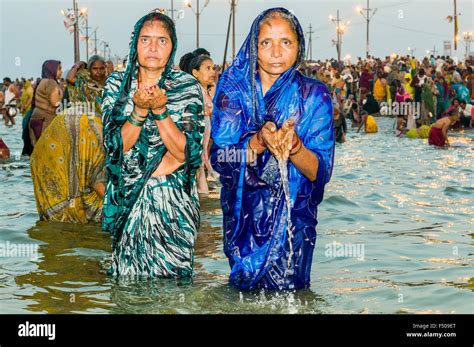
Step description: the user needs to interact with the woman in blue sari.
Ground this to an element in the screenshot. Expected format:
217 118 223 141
210 8 335 290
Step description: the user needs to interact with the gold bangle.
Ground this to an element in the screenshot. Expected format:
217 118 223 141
290 141 304 156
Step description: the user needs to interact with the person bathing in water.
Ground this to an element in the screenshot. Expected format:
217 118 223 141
428 109 460 147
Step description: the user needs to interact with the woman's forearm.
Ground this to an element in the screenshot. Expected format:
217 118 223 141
290 146 319 181
121 107 148 153
154 117 186 163
247 132 267 164
66 67 79 85
121 121 143 153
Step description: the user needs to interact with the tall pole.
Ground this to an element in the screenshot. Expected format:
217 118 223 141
222 2 232 69
337 10 341 62
465 36 468 60
453 0 458 50
231 0 236 59
186 0 209 49
306 24 314 61
464 32 473 61
196 0 200 48
73 0 80 62
330 10 349 63
85 12 89 61
94 30 98 55
171 0 174 21
103 41 108 58
357 0 377 58
366 0 369 58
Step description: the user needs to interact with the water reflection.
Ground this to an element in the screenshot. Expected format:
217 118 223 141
1 119 473 313
14 222 112 313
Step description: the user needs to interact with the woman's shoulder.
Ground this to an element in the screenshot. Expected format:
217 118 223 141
167 69 201 91
104 71 124 91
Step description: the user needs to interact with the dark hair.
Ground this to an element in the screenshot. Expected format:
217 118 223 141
193 48 210 57
180 51 212 75
460 100 467 105
189 54 212 74
448 108 459 117
3 77 11 83
452 97 460 104
179 53 195 73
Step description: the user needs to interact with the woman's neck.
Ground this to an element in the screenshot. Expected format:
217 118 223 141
259 69 280 96
139 67 163 86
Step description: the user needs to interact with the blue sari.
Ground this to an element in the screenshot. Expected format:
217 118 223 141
210 8 335 290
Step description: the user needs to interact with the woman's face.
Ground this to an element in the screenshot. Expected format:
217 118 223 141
90 61 107 83
257 16 298 78
137 20 173 72
193 59 215 87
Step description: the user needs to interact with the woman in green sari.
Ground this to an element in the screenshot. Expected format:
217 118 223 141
101 11 204 278
421 78 436 124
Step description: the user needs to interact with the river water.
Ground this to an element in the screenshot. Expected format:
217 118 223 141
0 117 473 314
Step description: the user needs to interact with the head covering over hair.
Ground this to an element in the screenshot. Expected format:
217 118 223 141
101 11 204 240
41 60 61 80
210 7 335 290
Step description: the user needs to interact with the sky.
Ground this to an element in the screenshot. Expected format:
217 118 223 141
0 0 473 79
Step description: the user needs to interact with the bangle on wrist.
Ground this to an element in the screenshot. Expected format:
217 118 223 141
290 136 303 156
128 110 146 127
150 108 168 121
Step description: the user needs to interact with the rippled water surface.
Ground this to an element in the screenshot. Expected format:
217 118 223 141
0 118 473 314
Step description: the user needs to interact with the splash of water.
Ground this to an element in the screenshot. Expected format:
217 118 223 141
277 158 294 275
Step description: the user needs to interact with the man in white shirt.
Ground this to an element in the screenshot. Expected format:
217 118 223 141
3 84 17 126
435 56 445 73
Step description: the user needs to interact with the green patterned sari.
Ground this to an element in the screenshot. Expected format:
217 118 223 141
101 12 204 277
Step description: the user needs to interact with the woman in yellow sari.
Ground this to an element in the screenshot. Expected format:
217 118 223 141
19 80 34 116
404 73 415 99
373 72 387 103
357 111 378 133
30 56 106 223
30 112 105 223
